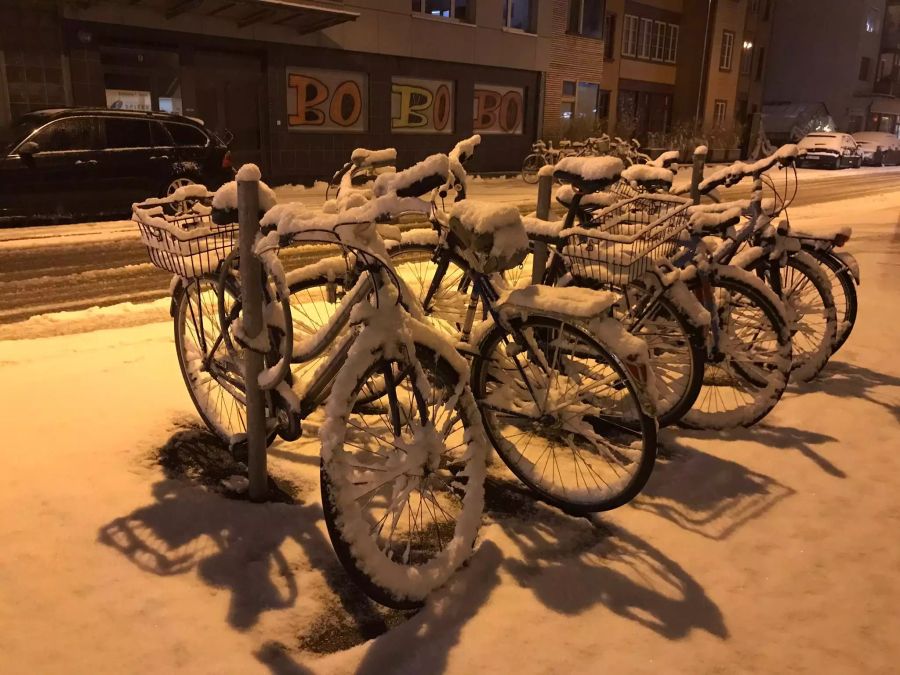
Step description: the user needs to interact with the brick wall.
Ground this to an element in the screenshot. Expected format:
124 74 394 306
542 0 606 137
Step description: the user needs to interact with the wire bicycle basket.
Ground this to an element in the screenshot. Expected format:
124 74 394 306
132 190 237 278
562 196 690 287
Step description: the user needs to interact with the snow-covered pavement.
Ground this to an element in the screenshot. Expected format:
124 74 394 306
1 187 900 674
2 166 899 326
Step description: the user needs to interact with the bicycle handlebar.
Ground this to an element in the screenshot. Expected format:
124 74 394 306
696 144 801 195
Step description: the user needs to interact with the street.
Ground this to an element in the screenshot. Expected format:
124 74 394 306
1 166 899 326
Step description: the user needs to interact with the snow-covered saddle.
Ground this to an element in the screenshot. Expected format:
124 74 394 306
620 164 675 193
448 201 530 274
553 156 624 194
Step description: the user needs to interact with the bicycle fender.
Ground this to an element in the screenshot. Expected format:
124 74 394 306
665 278 711 328
587 317 659 418
834 251 861 285
169 274 186 317
730 245 767 269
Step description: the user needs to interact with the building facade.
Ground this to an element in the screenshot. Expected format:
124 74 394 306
764 0 900 137
1 0 554 183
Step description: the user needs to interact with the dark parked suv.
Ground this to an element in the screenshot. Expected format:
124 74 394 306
0 108 235 225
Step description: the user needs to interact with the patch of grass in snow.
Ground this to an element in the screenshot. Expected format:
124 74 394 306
156 421 298 503
297 576 415 654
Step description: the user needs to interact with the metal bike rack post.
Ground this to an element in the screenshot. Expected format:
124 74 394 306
690 146 707 205
532 171 552 284
237 174 269 502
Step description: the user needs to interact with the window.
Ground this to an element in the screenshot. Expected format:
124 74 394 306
713 99 727 126
741 41 754 75
860 57 871 81
568 0 605 39
763 0 771 21
561 80 576 121
30 118 96 152
755 46 766 81
604 13 616 59
597 89 610 119
653 21 667 61
150 121 172 147
504 0 534 31
622 14 639 57
750 0 760 13
719 30 735 71
412 0 470 21
865 6 880 33
165 123 208 147
665 24 678 63
575 82 600 119
103 118 153 149
560 81 608 123
638 18 653 59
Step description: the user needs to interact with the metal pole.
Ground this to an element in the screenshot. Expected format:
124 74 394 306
237 175 268 503
532 172 552 284
690 146 707 205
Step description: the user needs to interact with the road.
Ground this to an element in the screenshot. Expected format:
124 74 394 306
2 166 899 325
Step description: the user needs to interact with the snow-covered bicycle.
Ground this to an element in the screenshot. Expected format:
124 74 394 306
135 169 489 609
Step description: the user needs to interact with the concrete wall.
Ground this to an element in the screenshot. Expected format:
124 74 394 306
61 0 553 74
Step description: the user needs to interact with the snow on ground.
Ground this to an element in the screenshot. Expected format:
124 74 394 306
1 189 899 674
3 166 896 254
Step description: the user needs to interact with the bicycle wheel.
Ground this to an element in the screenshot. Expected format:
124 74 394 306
472 315 657 514
320 340 485 608
389 243 473 335
764 251 836 382
680 265 792 430
522 153 546 184
808 249 858 353
570 276 706 429
174 275 256 442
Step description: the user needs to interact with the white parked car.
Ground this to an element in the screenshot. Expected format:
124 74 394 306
852 131 900 166
797 132 863 169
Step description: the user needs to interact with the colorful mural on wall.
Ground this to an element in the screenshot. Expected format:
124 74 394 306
286 67 367 132
473 84 524 134
391 77 454 134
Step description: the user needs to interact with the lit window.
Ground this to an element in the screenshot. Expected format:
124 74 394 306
741 41 753 74
412 0 471 22
865 7 880 33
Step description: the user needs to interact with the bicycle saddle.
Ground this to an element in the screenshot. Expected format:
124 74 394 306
620 164 675 194
373 154 450 199
553 156 624 194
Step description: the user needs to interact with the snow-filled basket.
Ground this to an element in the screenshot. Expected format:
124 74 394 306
561 195 691 287
132 185 237 278
448 201 529 274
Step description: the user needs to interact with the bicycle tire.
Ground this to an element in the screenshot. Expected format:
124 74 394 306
472 314 657 515
751 251 836 383
679 265 792 430
807 249 858 353
568 276 706 428
320 340 485 608
173 275 277 445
